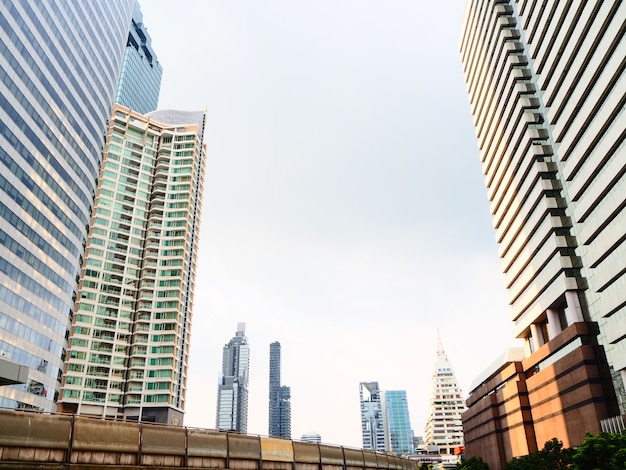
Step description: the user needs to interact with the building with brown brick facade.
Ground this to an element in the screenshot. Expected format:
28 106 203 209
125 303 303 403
459 0 625 466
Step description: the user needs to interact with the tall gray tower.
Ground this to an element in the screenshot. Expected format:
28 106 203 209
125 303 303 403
0 0 134 412
216 324 249 432
268 341 291 438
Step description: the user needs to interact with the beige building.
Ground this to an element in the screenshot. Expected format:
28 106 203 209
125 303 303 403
424 338 465 467
58 105 206 425
460 0 625 465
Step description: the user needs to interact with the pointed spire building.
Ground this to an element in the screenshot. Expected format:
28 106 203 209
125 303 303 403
424 334 466 466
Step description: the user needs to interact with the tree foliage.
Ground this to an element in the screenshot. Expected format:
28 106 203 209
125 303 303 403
571 432 626 470
455 456 489 470
499 433 626 470
505 438 573 470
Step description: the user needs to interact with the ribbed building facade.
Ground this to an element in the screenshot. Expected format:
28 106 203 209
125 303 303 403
0 0 134 412
383 390 414 456
460 0 624 465
424 339 465 466
115 3 162 114
216 323 250 432
268 341 291 439
360 382 386 452
58 104 206 425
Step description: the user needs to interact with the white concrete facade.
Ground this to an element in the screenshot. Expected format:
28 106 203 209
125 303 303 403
59 105 206 424
460 0 626 414
424 339 465 466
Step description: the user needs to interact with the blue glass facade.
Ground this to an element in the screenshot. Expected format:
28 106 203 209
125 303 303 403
115 3 162 114
0 0 134 411
384 390 413 456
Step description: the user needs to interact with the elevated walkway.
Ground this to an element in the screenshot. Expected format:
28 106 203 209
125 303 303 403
0 410 418 470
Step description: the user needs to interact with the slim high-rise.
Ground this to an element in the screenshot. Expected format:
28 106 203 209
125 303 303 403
360 382 386 452
268 341 291 439
424 338 465 466
58 104 207 425
460 0 624 464
115 3 162 114
0 0 134 412
216 323 250 432
383 390 414 456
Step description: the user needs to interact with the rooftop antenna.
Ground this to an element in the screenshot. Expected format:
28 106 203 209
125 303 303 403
437 329 445 356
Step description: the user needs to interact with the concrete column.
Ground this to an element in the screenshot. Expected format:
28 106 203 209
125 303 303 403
530 323 543 351
565 291 584 323
546 308 561 339
524 337 533 356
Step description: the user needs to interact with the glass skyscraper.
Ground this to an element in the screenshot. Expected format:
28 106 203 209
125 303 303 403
268 341 291 439
360 382 386 452
216 323 250 432
0 0 134 412
58 104 207 425
383 390 414 456
115 3 162 114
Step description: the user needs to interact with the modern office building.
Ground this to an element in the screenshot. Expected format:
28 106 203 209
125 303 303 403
383 390 414 456
57 104 207 425
360 382 387 452
115 3 162 114
424 338 465 466
300 433 322 444
268 341 291 439
0 0 134 412
460 0 624 465
216 323 250 432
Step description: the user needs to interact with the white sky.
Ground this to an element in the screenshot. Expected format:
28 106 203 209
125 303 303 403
139 0 520 447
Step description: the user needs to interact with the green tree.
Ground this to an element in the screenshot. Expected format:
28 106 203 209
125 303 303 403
505 438 573 470
455 456 489 470
571 432 626 470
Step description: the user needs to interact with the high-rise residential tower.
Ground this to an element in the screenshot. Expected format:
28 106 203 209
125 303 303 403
360 382 386 452
424 338 465 467
460 0 624 465
0 0 134 412
216 323 250 432
115 3 162 114
58 104 207 425
268 341 291 439
383 390 414 456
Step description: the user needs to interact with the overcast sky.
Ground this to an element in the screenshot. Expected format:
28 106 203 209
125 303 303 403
139 0 520 447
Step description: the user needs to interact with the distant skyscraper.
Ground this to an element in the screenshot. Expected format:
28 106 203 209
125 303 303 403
460 0 624 465
115 3 162 114
360 382 386 452
0 0 134 412
424 337 465 466
58 104 207 425
268 341 291 438
216 323 250 432
300 433 322 444
383 390 414 456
